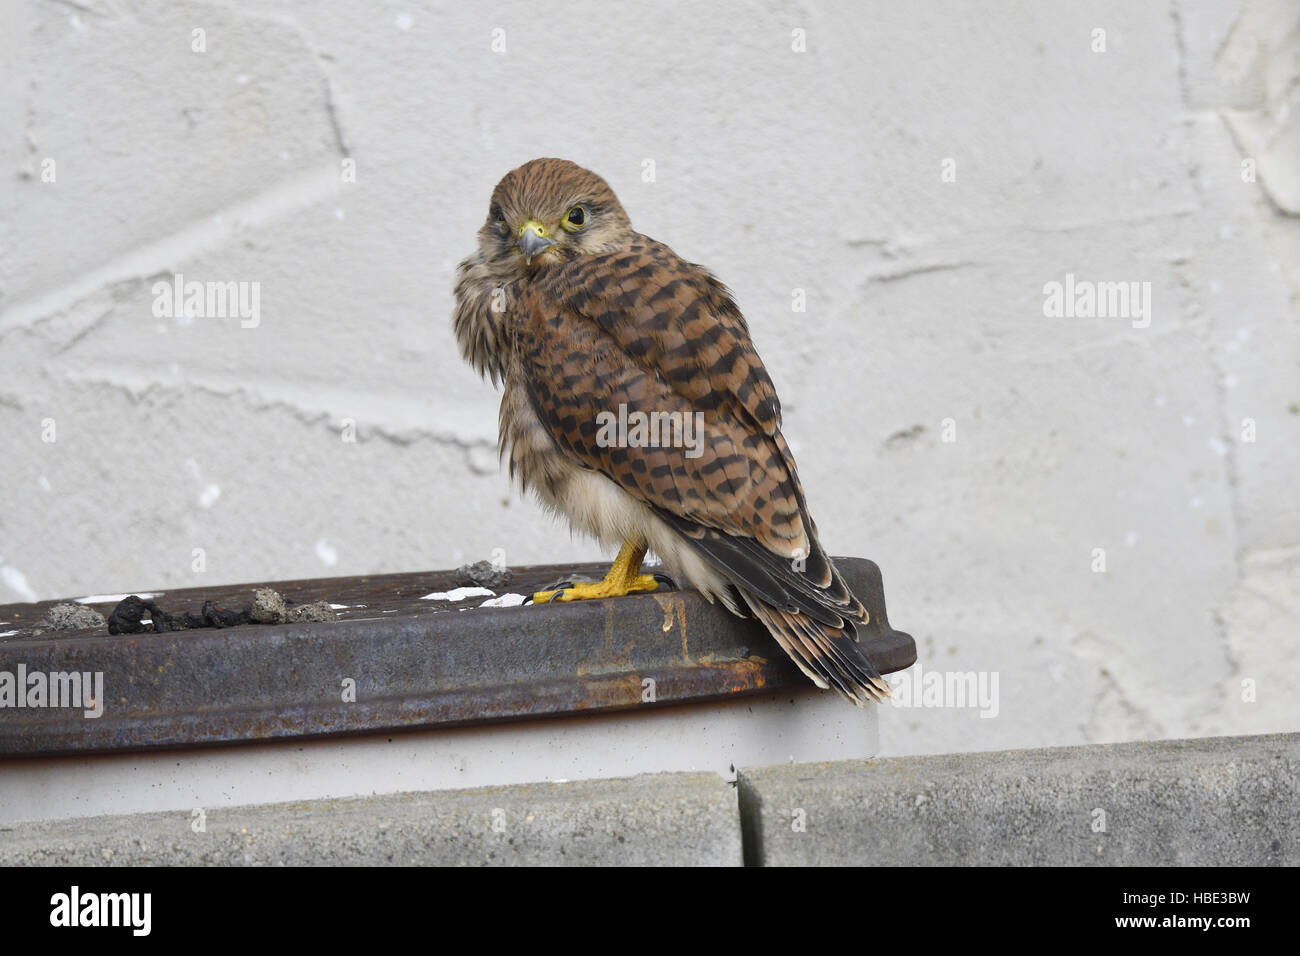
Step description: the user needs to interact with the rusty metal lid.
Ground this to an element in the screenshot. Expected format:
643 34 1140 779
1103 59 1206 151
0 558 915 756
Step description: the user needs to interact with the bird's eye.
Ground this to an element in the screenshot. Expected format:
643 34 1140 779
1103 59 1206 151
562 205 587 231
490 205 507 234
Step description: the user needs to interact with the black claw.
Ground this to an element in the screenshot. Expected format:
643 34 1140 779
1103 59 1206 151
528 579 577 606
651 572 678 590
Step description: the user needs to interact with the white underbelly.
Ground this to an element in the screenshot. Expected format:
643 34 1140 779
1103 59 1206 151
503 387 739 613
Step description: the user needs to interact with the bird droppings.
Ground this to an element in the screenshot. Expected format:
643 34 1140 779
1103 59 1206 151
420 587 495 602
101 588 336 635
286 601 339 623
44 604 107 630
249 588 289 624
479 593 526 608
454 560 512 590
108 595 248 634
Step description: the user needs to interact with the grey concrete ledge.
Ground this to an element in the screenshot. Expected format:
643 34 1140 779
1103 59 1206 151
5 733 1296 866
0 771 742 867
737 732 1300 866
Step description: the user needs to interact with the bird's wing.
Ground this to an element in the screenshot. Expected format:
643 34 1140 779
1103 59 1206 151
516 237 790 542
514 235 884 697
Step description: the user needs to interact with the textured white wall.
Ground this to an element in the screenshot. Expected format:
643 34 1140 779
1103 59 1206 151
1 1 1297 757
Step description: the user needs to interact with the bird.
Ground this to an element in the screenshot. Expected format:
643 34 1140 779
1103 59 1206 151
452 157 890 706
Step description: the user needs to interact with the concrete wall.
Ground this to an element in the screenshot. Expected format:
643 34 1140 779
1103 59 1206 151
1 1 1297 759
4 733 1295 865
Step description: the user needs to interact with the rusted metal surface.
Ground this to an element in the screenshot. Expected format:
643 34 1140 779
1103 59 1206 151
0 558 915 756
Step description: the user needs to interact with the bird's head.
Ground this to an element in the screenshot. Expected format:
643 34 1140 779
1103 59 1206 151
477 158 633 271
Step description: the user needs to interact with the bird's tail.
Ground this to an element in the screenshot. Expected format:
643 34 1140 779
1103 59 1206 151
739 590 893 707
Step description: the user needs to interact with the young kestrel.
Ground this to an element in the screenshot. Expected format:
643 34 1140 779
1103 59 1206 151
453 158 889 706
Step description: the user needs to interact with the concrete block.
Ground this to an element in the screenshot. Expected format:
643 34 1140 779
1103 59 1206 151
0 770 742 866
737 732 1300 865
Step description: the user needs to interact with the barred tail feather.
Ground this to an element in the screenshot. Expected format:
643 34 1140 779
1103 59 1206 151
740 589 892 707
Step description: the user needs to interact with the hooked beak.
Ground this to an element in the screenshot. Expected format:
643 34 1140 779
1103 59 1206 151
517 220 556 264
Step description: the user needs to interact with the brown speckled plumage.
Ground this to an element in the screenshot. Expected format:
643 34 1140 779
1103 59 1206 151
453 158 888 705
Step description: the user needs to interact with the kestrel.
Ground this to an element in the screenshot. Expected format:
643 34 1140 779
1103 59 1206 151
453 158 889 705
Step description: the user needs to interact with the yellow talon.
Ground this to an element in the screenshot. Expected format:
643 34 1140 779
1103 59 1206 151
533 542 661 604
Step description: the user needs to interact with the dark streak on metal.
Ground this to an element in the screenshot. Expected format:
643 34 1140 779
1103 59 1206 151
0 558 916 756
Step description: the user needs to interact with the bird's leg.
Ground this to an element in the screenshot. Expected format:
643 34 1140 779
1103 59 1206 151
532 541 663 604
